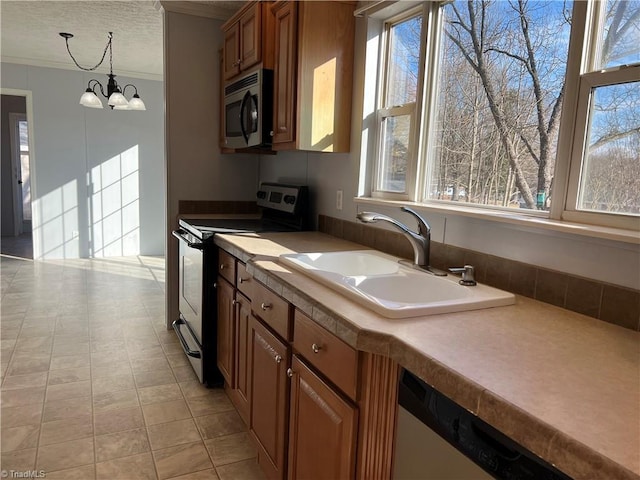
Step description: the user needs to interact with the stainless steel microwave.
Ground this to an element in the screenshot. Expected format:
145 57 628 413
223 68 273 149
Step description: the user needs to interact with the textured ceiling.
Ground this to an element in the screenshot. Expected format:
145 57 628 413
0 1 242 81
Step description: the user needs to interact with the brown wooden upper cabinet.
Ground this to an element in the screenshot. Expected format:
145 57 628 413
222 2 275 82
271 1 356 152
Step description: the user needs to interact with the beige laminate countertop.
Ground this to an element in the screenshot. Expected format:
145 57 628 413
215 231 640 480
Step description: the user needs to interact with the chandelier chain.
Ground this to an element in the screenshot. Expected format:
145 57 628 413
64 32 113 72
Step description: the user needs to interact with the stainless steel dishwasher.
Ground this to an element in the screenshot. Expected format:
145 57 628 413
394 369 573 480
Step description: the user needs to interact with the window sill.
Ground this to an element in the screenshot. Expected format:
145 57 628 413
354 197 640 245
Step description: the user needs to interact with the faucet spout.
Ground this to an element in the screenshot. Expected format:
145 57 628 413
356 208 430 268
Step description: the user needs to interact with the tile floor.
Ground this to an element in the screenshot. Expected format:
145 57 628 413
0 254 265 480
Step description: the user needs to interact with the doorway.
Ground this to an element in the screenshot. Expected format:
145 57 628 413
1 94 33 259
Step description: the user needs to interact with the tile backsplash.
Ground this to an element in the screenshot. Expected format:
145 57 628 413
319 215 640 332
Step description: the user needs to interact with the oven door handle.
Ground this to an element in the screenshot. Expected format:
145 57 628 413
172 229 204 250
172 318 202 358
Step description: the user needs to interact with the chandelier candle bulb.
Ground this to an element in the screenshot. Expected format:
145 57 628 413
60 31 146 111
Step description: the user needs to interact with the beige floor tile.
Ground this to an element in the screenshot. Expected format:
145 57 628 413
179 381 212 399
131 355 171 374
47 366 91 385
0 403 43 428
14 335 53 351
95 427 150 462
46 380 91 401
94 405 145 436
204 432 256 467
44 464 96 479
142 399 192 426
1 371 48 390
36 437 94 473
134 368 177 388
96 452 158 480
51 341 89 357
194 410 245 440
92 373 136 395
166 469 220 480
91 363 132 379
0 447 36 472
171 366 199 383
216 459 265 480
49 353 90 371
43 395 92 422
18 325 55 338
138 383 183 405
147 418 201 450
152 441 213 480
0 386 46 407
185 391 234 417
166 353 190 369
93 389 140 413
0 424 40 452
39 414 93 446
7 353 51 376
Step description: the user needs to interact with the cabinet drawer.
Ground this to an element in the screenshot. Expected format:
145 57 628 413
293 310 358 401
236 262 253 299
251 280 291 341
218 250 236 285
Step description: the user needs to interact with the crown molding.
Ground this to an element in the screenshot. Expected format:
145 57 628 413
158 1 239 20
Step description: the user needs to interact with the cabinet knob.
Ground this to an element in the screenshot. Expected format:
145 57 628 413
213 282 217 289
219 264 225 270
286 368 294 378
275 355 282 364
311 343 321 354
239 277 247 284
261 302 272 311
232 300 237 306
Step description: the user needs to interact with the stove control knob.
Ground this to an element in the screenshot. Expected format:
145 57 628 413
257 190 266 199
284 195 296 205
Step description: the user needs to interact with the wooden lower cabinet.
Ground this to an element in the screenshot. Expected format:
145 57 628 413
231 291 251 424
288 355 358 480
249 315 291 480
216 277 235 386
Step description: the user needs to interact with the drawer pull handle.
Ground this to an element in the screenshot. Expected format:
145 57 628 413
286 368 294 378
261 302 272 311
311 343 321 354
275 355 282 364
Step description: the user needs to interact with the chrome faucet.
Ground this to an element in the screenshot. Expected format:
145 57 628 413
357 207 446 275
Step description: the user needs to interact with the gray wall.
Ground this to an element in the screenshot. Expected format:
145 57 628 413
0 94 26 236
1 62 165 259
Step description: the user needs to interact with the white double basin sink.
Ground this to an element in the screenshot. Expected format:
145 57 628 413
279 250 515 319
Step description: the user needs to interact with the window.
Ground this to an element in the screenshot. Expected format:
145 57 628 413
370 0 640 230
373 10 424 197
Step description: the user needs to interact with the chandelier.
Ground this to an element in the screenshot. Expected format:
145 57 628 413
59 32 146 111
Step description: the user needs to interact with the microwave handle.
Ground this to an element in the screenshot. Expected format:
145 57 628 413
240 90 251 143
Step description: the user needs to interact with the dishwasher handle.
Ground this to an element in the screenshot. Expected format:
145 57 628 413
172 229 204 250
172 318 201 358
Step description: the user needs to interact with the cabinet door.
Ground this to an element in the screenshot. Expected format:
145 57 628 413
233 291 251 425
288 355 358 480
216 277 235 386
249 315 290 480
239 2 262 71
223 22 240 81
272 1 298 145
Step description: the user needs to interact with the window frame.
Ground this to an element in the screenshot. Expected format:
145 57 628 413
371 5 428 201
367 0 640 233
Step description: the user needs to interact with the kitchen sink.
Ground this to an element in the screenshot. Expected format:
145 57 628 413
279 250 515 318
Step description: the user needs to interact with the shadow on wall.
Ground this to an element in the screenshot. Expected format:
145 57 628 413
32 145 141 258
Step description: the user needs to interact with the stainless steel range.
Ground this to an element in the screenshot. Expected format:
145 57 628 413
172 183 309 385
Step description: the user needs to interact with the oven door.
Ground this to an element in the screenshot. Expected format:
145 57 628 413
174 229 204 341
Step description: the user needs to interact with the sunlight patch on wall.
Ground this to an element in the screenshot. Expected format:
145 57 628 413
89 145 140 257
32 179 78 259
